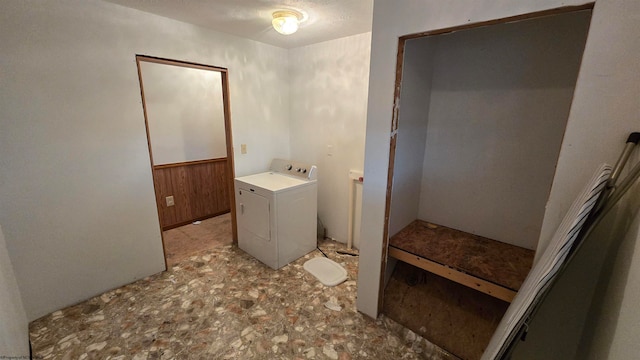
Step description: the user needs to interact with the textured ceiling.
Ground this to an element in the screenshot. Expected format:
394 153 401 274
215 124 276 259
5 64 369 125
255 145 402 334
104 0 374 49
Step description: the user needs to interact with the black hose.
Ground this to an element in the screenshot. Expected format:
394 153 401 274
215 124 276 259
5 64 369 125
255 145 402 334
317 245 329 258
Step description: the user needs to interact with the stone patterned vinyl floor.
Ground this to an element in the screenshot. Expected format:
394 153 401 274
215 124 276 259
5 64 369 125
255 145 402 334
29 240 456 360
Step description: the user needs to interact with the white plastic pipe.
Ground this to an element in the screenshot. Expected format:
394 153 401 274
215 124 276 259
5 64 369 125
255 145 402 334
347 170 364 250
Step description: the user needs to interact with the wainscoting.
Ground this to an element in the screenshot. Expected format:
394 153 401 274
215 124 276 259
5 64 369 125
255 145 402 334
152 158 230 230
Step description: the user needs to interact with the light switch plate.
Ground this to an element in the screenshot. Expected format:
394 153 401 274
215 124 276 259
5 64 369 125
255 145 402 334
166 196 175 207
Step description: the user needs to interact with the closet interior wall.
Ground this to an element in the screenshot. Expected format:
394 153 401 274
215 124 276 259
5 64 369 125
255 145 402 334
390 10 593 251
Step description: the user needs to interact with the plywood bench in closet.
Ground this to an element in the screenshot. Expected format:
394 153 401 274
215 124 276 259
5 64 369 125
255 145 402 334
388 220 534 303
380 5 594 359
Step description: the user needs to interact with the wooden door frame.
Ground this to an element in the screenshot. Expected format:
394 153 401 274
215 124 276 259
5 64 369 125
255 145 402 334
135 55 238 270
377 3 594 314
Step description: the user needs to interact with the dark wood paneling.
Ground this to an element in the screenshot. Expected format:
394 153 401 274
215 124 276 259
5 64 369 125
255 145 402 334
153 158 230 230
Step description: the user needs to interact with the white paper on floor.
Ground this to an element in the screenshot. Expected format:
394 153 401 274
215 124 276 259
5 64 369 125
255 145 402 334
324 301 342 311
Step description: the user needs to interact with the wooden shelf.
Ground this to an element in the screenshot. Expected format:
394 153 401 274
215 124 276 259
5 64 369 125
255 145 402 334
388 220 534 303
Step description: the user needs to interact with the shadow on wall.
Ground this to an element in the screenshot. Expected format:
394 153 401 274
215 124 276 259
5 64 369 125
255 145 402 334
0 225 29 357
513 157 640 359
577 175 640 358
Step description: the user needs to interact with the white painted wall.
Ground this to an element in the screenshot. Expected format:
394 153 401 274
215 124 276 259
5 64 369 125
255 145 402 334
0 225 29 358
513 179 640 360
511 0 640 355
580 189 640 359
140 61 227 165
416 11 589 249
360 0 640 357
289 32 372 245
0 0 289 320
604 211 640 360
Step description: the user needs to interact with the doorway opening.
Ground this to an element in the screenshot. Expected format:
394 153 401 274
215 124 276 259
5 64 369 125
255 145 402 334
379 4 593 358
136 55 237 268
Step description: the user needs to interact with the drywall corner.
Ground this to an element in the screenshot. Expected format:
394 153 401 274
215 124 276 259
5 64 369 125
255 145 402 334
0 224 29 357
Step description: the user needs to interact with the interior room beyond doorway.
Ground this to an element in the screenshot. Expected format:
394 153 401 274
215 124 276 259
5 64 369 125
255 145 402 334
136 55 237 267
163 213 233 267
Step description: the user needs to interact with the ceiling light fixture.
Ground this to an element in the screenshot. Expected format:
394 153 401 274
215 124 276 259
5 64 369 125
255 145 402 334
272 10 303 35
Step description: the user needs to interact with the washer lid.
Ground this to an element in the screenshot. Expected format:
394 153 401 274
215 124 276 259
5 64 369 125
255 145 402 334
235 172 312 193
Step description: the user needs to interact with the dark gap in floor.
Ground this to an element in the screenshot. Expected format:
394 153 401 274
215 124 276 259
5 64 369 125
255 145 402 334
383 261 508 360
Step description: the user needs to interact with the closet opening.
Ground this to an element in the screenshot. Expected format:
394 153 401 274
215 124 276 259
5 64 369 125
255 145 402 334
136 55 237 269
379 5 593 359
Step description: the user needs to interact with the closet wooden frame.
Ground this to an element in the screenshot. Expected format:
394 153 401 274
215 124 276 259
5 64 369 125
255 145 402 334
135 55 238 270
388 245 518 302
377 3 595 313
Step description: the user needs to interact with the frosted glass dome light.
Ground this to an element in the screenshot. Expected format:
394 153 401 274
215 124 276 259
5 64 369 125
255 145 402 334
272 10 302 35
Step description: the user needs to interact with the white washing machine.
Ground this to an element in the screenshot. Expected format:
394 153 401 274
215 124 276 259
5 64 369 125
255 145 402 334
234 159 317 269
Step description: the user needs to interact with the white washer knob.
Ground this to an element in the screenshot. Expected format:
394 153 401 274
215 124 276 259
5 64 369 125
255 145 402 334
285 164 292 170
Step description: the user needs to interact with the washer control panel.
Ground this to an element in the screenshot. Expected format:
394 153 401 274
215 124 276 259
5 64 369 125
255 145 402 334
270 159 317 181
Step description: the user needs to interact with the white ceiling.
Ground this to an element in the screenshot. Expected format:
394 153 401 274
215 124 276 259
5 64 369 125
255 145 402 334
104 0 374 49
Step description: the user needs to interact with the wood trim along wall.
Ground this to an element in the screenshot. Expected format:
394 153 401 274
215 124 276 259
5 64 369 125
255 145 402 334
162 210 231 231
135 55 167 269
377 38 406 315
136 55 229 73
221 65 238 244
377 3 595 316
153 157 227 170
